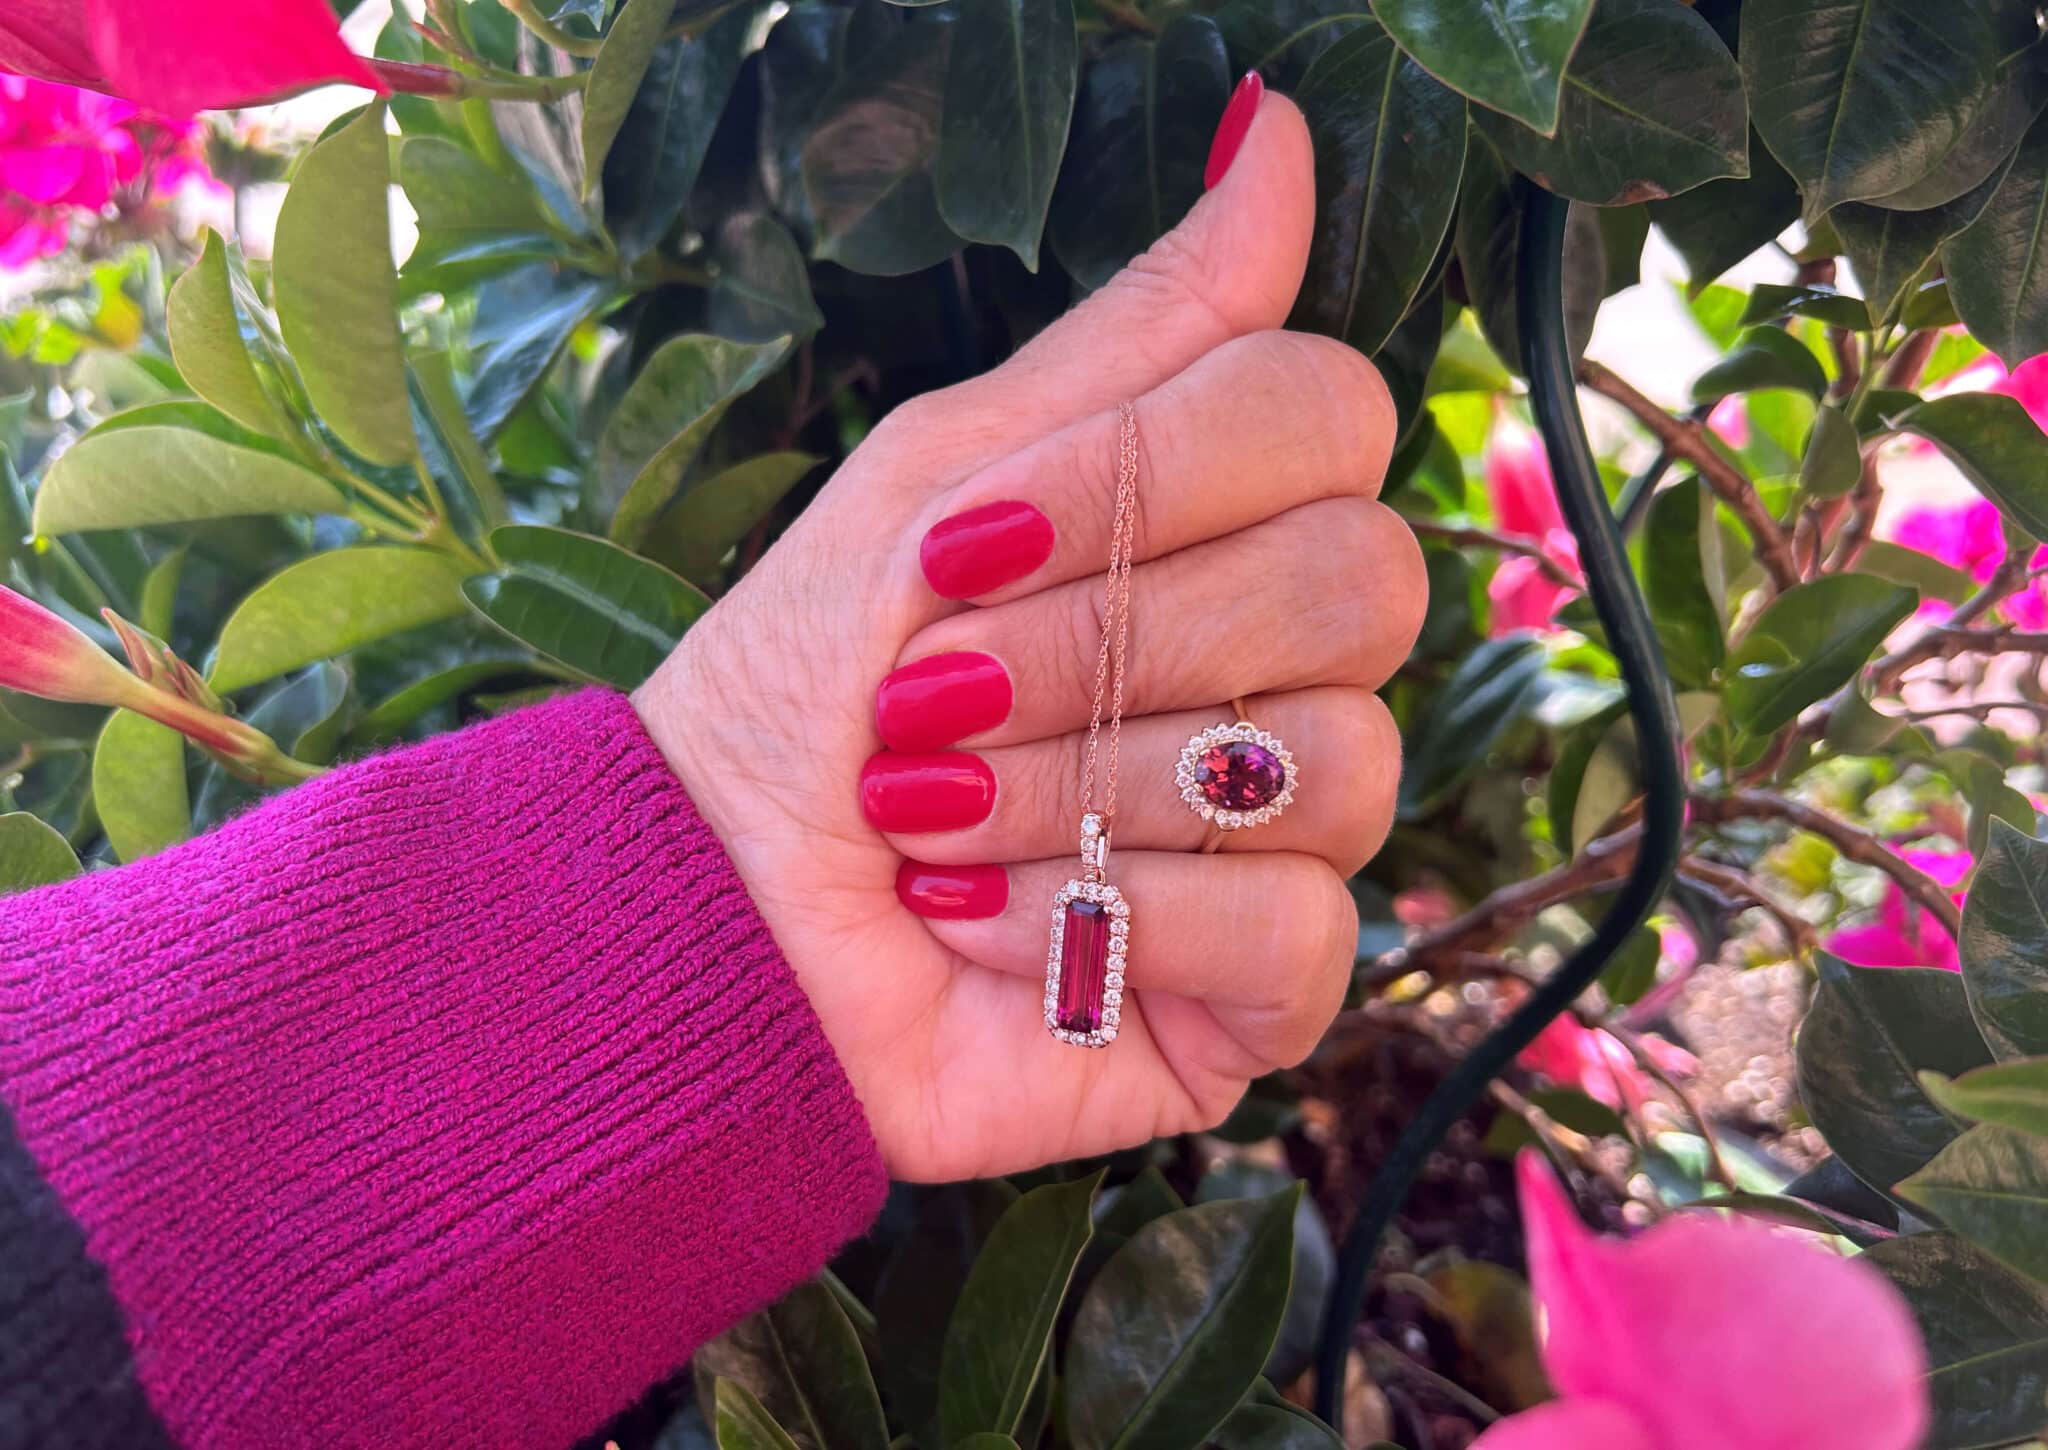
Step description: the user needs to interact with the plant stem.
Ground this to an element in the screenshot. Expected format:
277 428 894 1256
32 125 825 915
501 0 603 55
1401 516 1582 590
1869 544 2034 690
368 58 588 102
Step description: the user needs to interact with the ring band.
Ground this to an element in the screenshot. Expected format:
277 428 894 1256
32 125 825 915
1177 695 1298 850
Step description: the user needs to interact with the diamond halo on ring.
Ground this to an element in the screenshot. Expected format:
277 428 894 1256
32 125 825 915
1175 719 1298 831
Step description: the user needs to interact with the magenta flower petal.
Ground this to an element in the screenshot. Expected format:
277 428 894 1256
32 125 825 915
1470 1397 1659 1450
85 0 384 115
0 143 97 205
1486 417 1566 539
1517 1152 1929 1450
0 3 103 91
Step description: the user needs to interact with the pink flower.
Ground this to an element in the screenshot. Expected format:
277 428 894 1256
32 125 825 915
1485 418 1583 636
0 0 381 116
1516 1016 1696 1118
0 585 143 703
1706 394 1749 449
1825 847 1970 972
1470 1153 1930 1450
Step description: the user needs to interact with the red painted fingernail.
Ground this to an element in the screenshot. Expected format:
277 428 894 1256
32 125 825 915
860 752 997 833
1205 71 1264 190
877 651 1014 752
920 500 1055 599
897 860 1009 919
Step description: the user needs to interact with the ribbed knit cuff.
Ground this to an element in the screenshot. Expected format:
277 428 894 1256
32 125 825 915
0 689 888 1449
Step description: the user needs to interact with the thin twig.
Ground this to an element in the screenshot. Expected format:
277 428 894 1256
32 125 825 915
1827 327 1860 402
1612 1024 1738 1192
1871 544 2034 691
1690 790 1963 938
1402 517 1581 590
1882 329 1939 389
1579 359 1800 592
1677 858 1815 955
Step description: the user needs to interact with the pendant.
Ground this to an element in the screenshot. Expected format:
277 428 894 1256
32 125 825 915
1045 814 1128 1048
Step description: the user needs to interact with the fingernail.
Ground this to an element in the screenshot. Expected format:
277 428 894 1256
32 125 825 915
877 651 1014 752
860 752 997 833
897 860 1009 920
920 500 1055 599
1205 71 1264 190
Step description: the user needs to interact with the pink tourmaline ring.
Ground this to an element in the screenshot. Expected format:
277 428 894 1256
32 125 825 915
1177 701 1298 841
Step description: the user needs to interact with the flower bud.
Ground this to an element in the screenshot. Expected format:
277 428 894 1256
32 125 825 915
0 585 144 704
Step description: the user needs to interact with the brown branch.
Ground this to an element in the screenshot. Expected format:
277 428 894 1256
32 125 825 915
1882 329 1940 390
1690 790 1962 938
1871 545 2035 691
1827 328 1861 402
1579 359 1800 592
1678 858 1815 955
1825 452 1883 572
1402 517 1581 590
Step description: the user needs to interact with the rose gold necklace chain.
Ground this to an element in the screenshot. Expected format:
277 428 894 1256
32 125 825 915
1078 402 1139 849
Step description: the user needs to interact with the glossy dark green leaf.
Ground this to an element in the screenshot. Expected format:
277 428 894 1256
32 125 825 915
1476 0 1746 206
1725 576 1915 734
581 0 680 188
1786 1153 1905 1229
1892 393 2048 543
91 709 187 863
166 230 299 445
1830 202 1951 328
591 333 792 548
1066 1189 1302 1450
1900 1125 2048 1284
1961 821 2048 1062
1947 750 2037 858
1215 2 1366 90
1795 954 1993 1201
1096 1167 1187 1241
1869 37 2048 211
953 1438 1020 1450
602 4 758 257
645 451 820 584
350 655 538 746
802 12 961 276
1690 327 1827 403
1370 0 1590 135
1743 0 2027 222
209 547 472 695
709 213 826 344
934 0 1076 271
1643 478 1725 688
1707 1190 1896 1247
463 525 710 689
1945 108 2048 368
1192 1166 1332 1386
713 1378 802 1450
1922 1057 2048 1137
411 351 508 532
464 264 615 444
1047 18 1231 289
1741 284 1872 332
33 425 347 536
1801 404 1863 499
1453 135 1601 371
877 1181 1019 1450
0 810 81 894
1293 19 1469 356
272 103 414 467
1398 633 1547 817
696 1281 887 1450
1371 281 1445 444
1864 1232 2048 1450
1206 1401 1344 1450
1648 138 1800 292
939 1172 1100 1442
757 4 854 243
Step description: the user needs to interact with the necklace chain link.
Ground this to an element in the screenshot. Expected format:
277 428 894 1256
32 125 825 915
1078 402 1139 859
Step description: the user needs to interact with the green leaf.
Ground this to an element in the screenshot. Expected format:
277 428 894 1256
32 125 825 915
33 425 348 536
0 810 81 894
1642 478 1725 689
166 230 298 445
1923 1058 2048 1137
91 709 188 863
463 525 710 689
398 136 554 271
1872 38 2048 212
1945 108 2048 368
696 1282 888 1450
1648 139 1801 292
1800 404 1863 499
1293 19 1469 356
939 1172 1101 1443
1047 17 1231 290
1725 576 1915 734
411 351 509 531
1831 201 1961 328
1548 696 1627 857
272 103 414 467
1369 0 1591 135
1206 1401 1344 1450
1864 1232 2048 1450
464 265 615 444
877 1182 1019 1450
713 1379 803 1450
1742 0 2028 223
138 547 185 639
1853 539 1977 605
592 333 792 548
935 0 1078 271
645 451 818 585
709 213 825 344
351 656 538 746
603 4 759 257
1961 821 2048 1061
210 547 471 694
1690 327 1827 403
580 0 678 190
1899 1125 2048 1284
1794 954 1992 1203
802 11 962 276
1475 0 1746 207
1741 284 1873 332
1066 1189 1301 1450
1398 633 1547 817
1892 393 2048 543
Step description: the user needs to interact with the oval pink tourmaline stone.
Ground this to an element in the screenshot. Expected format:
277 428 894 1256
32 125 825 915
1196 740 1285 811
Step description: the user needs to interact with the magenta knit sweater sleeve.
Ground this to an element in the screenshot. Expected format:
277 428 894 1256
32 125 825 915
0 689 889 1449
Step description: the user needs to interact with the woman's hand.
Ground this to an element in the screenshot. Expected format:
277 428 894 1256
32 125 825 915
633 86 1424 1182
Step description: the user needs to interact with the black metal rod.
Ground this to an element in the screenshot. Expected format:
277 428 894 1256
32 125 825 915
1313 189 1689 1423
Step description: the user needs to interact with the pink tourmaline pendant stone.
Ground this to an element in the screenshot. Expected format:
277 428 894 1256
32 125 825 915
1196 740 1286 811
1056 898 1110 1033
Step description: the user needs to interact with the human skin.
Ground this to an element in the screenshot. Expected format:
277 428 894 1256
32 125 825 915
633 88 1425 1183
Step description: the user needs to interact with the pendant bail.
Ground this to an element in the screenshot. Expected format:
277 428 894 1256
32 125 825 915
1080 812 1109 882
